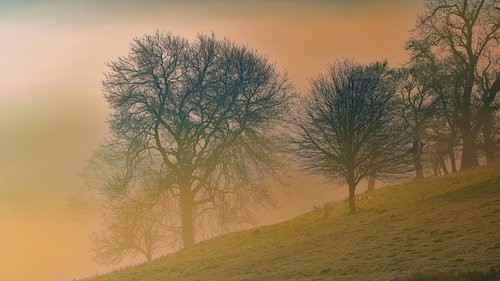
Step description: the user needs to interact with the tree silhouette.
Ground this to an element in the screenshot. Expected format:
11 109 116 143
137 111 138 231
101 32 293 247
83 145 179 264
291 60 412 214
407 0 500 170
90 198 177 264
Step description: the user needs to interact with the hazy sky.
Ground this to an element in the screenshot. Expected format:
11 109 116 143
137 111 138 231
0 0 423 280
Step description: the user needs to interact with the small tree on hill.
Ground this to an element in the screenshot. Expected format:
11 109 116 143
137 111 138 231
291 60 412 214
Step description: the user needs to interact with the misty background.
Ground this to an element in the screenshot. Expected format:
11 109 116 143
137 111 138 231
0 1 422 280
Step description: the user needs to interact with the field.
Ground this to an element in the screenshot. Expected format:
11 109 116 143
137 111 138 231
82 165 500 281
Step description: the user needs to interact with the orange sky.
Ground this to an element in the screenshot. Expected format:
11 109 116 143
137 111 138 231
0 1 424 280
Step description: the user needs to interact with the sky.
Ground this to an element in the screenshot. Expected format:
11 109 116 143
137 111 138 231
0 0 423 280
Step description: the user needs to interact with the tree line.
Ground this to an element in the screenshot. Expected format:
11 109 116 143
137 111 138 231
83 0 499 264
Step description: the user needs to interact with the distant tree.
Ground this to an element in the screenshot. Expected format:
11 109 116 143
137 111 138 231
407 0 500 170
101 32 293 247
408 55 467 173
394 65 436 178
83 146 178 264
90 198 177 264
291 60 412 214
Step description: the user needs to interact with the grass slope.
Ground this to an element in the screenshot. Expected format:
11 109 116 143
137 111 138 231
82 166 500 281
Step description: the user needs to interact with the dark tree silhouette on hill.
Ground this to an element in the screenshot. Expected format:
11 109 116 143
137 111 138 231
101 32 293 247
407 0 500 170
291 60 412 214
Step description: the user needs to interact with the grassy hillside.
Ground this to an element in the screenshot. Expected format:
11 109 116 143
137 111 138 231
82 166 500 281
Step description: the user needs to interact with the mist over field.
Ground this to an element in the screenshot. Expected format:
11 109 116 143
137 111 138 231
5 1 497 281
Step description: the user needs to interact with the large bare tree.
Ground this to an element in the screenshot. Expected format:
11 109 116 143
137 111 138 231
291 60 412 214
407 0 500 170
101 32 292 247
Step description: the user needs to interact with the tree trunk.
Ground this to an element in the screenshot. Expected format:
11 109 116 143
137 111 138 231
460 127 479 171
367 175 375 192
482 110 496 165
460 64 479 171
348 181 356 214
180 187 195 248
447 139 457 173
412 140 424 179
440 158 449 175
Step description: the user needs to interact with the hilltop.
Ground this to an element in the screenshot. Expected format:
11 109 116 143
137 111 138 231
82 165 500 281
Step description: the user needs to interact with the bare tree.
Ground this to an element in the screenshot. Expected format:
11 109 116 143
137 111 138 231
477 60 500 164
394 66 436 178
83 145 179 264
291 60 412 214
90 198 177 264
407 0 500 170
101 32 293 247
408 54 466 173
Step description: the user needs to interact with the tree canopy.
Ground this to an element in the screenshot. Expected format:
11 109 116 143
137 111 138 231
291 60 412 214
100 32 293 247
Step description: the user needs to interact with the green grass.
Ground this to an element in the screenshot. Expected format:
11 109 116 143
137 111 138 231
81 165 500 281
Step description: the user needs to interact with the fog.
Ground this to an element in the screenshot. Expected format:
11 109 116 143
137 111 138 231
0 1 422 280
